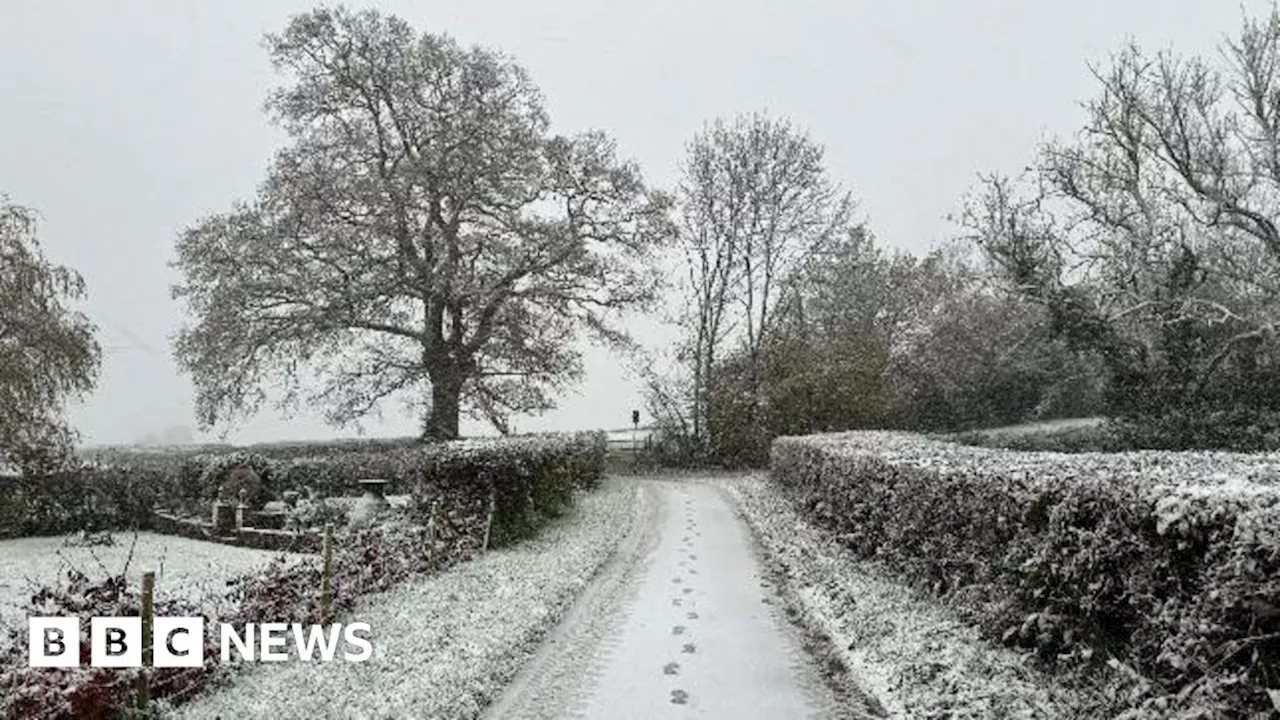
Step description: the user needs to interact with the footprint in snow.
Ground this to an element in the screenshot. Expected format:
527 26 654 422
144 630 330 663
682 643 697 654
663 662 680 675
671 689 689 705
672 625 686 635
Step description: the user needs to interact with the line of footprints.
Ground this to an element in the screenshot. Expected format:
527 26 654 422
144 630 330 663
666 493 701 706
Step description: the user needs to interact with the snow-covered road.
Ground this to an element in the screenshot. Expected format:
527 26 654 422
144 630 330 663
484 478 853 719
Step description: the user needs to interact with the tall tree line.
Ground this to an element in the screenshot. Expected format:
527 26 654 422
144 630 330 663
652 7 1280 464
649 113 1104 466
11 5 1280 468
964 7 1280 449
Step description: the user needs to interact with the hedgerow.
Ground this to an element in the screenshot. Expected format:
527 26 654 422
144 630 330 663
771 432 1280 717
2 432 608 539
409 432 608 549
0 468 165 539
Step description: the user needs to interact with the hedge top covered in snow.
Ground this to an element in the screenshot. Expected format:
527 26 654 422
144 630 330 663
774 430 1280 499
770 429 1280 716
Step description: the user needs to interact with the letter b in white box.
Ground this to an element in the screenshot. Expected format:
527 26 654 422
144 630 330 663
29 617 80 667
91 617 141 667
154 617 204 667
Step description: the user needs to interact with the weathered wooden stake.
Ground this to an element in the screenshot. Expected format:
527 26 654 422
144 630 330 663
320 521 334 624
136 571 155 709
481 486 496 551
426 500 439 562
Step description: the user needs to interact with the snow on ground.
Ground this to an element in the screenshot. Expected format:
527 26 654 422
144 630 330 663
487 478 858 719
971 417 1104 436
0 531 309 638
714 473 1099 719
173 476 641 720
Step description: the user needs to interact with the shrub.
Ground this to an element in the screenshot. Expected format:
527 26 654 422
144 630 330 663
240 436 422 461
409 431 607 549
5 431 608 542
273 449 420 498
221 513 453 630
195 452 275 508
0 467 165 539
1110 408 1280 453
0 569 217 720
771 431 1280 717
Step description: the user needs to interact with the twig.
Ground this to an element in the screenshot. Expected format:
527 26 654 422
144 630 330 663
85 546 112 579
320 522 334 624
120 528 140 580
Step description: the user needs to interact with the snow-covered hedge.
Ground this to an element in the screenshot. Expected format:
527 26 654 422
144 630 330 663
771 432 1280 717
0 467 166 539
2 432 608 541
716 473 1091 718
409 432 607 549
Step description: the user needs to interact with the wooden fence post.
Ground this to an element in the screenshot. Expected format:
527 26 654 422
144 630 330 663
426 500 439 562
320 522 334 624
481 486 496 551
136 570 155 710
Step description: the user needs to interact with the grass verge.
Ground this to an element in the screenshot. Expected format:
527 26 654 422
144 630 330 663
172 477 639 720
713 473 1114 719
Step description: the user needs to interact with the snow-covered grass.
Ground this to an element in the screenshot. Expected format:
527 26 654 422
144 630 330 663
714 473 1108 719
959 417 1105 438
0 531 310 638
173 476 640 720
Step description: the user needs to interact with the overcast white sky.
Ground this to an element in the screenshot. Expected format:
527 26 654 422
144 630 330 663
1 0 1272 445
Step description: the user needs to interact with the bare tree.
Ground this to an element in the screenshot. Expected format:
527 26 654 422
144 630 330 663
962 8 1280 422
0 196 100 472
172 7 673 440
674 112 854 451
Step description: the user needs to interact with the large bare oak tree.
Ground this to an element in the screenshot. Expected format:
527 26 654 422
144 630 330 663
172 8 672 440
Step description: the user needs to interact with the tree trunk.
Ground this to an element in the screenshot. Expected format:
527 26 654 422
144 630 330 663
423 373 463 441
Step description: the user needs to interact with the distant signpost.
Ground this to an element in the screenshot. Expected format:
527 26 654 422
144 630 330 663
631 410 640 466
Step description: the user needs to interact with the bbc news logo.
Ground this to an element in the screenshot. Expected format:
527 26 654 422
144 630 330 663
29 617 373 667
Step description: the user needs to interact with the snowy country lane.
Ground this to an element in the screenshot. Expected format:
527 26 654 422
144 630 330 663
485 478 856 720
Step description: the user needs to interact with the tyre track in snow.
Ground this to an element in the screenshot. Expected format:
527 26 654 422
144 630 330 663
484 477 870 719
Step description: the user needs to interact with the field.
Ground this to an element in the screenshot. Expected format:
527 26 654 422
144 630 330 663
955 416 1105 437
0 532 309 639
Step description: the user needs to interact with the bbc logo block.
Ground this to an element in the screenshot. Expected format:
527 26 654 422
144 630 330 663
29 617 206 668
154 617 205 667
28 617 80 668
90 617 142 667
